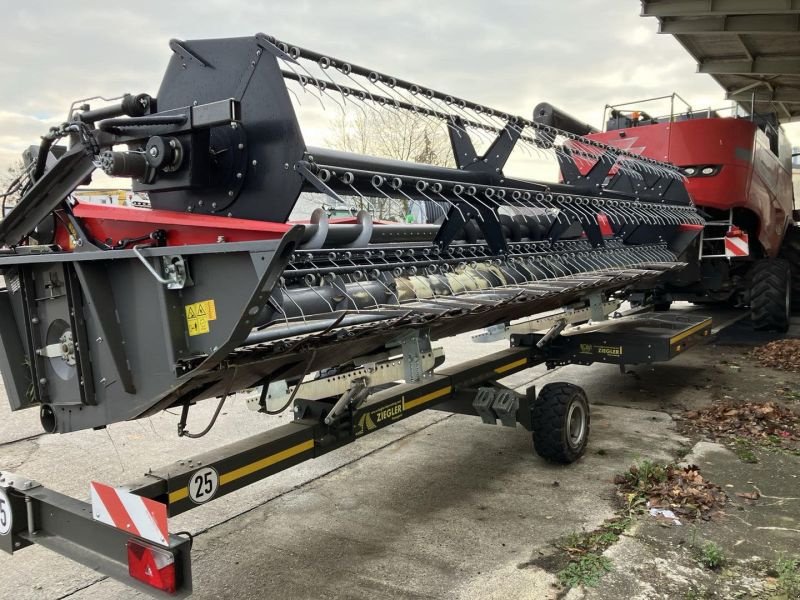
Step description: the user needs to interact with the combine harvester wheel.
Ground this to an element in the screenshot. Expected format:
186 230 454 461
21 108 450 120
750 259 792 332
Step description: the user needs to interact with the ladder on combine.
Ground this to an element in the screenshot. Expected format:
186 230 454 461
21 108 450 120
699 210 749 260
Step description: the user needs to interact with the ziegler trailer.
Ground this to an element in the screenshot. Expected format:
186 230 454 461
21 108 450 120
0 35 713 596
536 95 798 332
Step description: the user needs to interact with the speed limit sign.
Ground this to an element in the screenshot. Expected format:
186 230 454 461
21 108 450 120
0 489 12 536
188 467 219 504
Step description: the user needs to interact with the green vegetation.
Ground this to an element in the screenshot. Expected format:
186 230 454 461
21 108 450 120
555 517 630 589
699 541 725 570
732 437 758 463
774 555 800 599
557 554 613 588
675 443 693 460
617 459 669 514
764 434 800 458
683 586 711 600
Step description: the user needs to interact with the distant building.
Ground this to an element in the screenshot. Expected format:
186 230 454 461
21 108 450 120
72 189 149 208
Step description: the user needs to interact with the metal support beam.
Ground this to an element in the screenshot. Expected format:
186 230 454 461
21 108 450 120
660 14 800 34
642 0 800 17
699 56 800 75
471 300 621 343
727 87 800 104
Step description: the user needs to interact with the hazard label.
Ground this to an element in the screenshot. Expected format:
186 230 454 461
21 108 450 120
185 299 217 336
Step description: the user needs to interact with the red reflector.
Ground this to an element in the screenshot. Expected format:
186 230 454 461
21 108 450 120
127 539 177 594
726 226 744 238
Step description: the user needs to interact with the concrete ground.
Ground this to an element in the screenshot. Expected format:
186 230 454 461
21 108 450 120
0 306 798 599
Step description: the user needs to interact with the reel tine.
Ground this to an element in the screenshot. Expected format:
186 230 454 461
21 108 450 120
280 56 328 111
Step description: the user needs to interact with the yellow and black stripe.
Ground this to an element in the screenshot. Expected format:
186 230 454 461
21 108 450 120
168 439 314 506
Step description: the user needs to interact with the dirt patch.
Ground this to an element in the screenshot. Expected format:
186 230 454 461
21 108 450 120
679 400 800 460
750 339 800 372
614 462 727 520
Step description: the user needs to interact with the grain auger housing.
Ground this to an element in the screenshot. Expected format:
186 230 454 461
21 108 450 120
0 34 702 434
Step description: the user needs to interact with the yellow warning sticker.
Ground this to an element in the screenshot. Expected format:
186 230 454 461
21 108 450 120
185 299 217 336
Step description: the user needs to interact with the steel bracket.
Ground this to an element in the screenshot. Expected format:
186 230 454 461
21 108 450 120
471 387 520 427
390 330 433 383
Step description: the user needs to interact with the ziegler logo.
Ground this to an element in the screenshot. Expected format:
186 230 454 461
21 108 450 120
375 402 402 422
354 401 403 437
579 343 622 357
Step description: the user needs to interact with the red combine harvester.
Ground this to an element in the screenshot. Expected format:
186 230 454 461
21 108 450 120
536 95 797 332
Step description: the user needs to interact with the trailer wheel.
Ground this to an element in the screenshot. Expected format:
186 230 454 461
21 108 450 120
531 382 590 464
750 258 791 332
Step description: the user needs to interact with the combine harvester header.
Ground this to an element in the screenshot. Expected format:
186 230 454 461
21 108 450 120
0 34 700 435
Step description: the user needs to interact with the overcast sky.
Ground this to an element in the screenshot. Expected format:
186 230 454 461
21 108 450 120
1 0 796 179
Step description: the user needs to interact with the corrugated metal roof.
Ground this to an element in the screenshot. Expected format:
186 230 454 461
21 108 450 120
642 0 800 122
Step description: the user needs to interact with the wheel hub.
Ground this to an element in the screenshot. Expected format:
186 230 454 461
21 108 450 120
566 401 587 448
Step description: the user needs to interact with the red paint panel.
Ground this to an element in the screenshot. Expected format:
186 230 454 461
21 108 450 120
72 202 292 247
587 118 793 257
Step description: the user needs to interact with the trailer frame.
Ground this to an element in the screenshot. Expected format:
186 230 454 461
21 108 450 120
0 308 711 597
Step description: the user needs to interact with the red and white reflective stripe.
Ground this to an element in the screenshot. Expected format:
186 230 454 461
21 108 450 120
724 234 749 257
90 481 168 546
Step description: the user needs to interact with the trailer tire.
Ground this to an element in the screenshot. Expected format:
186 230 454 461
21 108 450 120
531 382 589 464
750 258 791 332
778 225 800 312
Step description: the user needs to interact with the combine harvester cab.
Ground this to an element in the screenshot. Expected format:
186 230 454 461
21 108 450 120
0 35 713 596
536 95 796 331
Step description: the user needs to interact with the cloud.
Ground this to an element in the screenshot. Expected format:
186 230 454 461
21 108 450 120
0 0 796 179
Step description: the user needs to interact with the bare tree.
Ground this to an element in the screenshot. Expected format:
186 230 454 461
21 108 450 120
0 158 28 217
326 110 453 220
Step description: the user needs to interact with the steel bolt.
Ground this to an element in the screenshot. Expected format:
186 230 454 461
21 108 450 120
252 159 258 166
228 190 234 197
149 146 159 157
236 172 243 179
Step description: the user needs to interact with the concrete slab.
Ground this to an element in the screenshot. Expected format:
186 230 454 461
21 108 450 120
0 311 797 599
571 442 800 600
66 404 684 600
